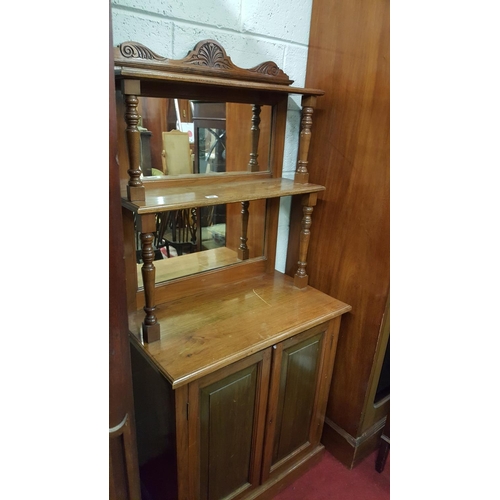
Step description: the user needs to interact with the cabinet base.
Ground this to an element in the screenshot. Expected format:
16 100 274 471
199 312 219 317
244 445 325 499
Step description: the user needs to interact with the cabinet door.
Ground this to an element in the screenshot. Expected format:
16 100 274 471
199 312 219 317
261 320 340 481
187 349 271 500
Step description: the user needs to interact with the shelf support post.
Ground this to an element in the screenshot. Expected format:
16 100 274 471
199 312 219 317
294 95 317 184
248 104 261 172
138 213 160 342
238 201 250 260
294 192 317 288
123 79 145 202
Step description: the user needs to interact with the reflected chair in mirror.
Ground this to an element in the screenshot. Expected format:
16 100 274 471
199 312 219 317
156 130 197 257
156 208 198 257
161 130 193 175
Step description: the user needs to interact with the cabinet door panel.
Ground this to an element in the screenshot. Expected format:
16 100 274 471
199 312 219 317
200 365 257 500
261 322 334 482
189 349 271 500
273 332 321 464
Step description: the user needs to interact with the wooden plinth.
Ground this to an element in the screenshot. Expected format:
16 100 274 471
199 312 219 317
127 185 145 202
294 172 309 184
294 273 309 288
142 322 160 343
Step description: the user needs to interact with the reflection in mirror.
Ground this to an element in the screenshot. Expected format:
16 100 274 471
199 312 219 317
134 97 272 177
196 126 226 174
135 200 266 286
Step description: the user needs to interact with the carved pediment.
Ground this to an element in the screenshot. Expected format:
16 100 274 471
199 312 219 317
115 39 293 85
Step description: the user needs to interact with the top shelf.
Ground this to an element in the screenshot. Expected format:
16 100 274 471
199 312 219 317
122 177 325 214
115 65 325 98
114 39 325 98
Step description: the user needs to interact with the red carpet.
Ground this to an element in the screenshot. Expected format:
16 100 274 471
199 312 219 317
139 447 389 499
273 449 390 500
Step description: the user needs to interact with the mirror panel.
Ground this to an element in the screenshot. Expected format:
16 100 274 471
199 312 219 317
135 200 266 286
133 97 272 177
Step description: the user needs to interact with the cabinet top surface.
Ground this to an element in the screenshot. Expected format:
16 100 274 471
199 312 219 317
122 177 326 213
129 271 351 388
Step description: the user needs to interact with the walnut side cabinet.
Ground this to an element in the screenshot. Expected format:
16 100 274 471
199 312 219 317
114 40 351 500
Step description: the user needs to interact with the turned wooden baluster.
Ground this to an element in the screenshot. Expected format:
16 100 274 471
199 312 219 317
138 214 160 342
123 79 145 202
295 96 317 184
238 201 250 260
294 193 318 288
247 105 261 172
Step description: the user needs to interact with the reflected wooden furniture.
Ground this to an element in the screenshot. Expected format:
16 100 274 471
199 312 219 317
115 39 351 499
136 247 239 286
140 128 153 176
161 130 193 175
191 101 226 174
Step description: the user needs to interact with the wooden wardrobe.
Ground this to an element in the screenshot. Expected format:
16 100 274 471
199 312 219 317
286 0 390 468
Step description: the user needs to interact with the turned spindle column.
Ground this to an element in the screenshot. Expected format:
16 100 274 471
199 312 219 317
138 214 160 342
190 207 198 247
247 105 261 172
123 79 145 202
294 193 317 288
238 201 250 260
295 96 317 184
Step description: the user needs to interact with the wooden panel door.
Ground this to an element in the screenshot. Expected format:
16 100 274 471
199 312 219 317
273 332 321 462
187 349 271 500
261 320 341 481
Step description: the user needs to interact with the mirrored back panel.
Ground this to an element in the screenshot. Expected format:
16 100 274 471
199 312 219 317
133 97 272 178
135 200 266 287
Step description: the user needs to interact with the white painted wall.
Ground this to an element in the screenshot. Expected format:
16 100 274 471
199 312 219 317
111 0 313 272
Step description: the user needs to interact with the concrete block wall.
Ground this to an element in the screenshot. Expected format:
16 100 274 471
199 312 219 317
111 0 313 272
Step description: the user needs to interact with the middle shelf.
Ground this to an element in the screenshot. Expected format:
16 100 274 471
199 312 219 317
122 177 325 214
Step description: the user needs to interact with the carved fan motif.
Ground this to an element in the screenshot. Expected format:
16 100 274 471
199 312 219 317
185 41 233 70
